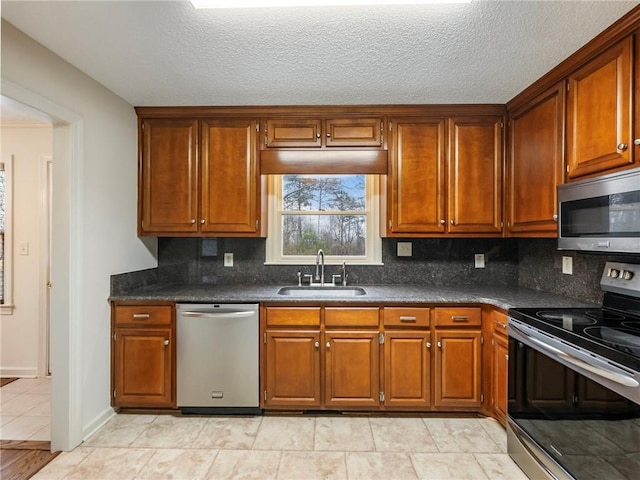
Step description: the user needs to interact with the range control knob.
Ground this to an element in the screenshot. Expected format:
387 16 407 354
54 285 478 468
609 268 621 278
622 270 634 281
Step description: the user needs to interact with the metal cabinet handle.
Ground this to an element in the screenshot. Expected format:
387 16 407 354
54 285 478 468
634 139 640 146
133 313 150 319
326 133 331 137
437 341 442 348
552 214 558 221
326 342 331 348
164 339 169 346
450 220 454 225
617 143 628 151
200 219 205 224
316 133 321 138
314 341 320 348
399 316 417 322
426 342 432 348
451 316 468 322
496 322 507 329
440 219 445 225
190 219 196 224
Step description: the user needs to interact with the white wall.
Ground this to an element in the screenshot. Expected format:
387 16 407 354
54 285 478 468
1 20 158 446
1 126 52 377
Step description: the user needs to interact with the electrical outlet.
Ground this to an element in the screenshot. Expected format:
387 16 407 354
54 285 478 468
562 256 573 275
474 253 485 269
223 252 234 267
397 242 412 257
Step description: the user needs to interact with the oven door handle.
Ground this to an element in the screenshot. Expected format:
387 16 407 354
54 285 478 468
511 323 639 388
556 352 639 388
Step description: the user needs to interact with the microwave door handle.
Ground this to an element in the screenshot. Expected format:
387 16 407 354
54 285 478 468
556 352 639 388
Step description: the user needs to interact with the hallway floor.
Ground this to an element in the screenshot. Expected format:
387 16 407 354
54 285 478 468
0 378 50 442
30 413 526 479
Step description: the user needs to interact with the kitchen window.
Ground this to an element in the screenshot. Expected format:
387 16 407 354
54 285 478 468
265 174 382 265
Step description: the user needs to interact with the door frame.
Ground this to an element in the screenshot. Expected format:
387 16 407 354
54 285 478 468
39 154 53 377
2 79 83 452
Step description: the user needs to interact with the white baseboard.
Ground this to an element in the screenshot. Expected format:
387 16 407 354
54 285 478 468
1 367 38 378
82 406 116 442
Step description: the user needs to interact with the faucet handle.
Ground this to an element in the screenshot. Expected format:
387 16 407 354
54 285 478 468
332 274 342 285
303 274 314 285
297 271 302 286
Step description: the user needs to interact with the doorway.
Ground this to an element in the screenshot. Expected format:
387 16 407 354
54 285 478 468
0 96 54 442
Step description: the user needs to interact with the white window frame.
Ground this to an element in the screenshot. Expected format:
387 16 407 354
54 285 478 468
265 174 383 265
1 155 14 314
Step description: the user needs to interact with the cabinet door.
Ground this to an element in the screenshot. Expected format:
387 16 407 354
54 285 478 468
201 119 259 235
389 118 446 234
264 331 321 408
434 331 481 408
325 118 383 147
567 37 634 179
113 328 174 407
265 118 322 148
448 116 503 234
140 118 199 234
325 331 380 408
383 331 431 409
507 83 564 236
492 334 509 426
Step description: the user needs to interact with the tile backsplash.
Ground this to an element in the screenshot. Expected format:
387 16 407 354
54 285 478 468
155 237 520 287
111 236 639 303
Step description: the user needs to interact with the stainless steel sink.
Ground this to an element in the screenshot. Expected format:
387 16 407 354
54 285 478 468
277 286 367 297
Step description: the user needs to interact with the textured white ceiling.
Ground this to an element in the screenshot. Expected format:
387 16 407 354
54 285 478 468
2 0 638 106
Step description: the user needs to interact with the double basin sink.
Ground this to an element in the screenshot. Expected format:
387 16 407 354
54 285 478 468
277 286 367 297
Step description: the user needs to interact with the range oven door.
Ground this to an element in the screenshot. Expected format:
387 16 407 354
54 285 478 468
507 320 640 480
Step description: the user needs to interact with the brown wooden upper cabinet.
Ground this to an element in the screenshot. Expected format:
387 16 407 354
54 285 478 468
506 82 565 237
566 37 636 179
264 117 383 148
139 117 263 237
387 115 503 236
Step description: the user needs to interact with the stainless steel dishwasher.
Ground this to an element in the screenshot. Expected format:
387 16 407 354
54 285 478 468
177 303 260 414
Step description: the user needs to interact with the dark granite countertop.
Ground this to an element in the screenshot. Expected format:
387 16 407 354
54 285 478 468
109 283 597 311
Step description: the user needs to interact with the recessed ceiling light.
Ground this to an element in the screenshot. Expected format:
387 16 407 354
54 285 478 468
191 0 472 8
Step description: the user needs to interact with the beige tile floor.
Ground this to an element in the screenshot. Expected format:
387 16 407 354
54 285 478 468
0 377 51 441
32 414 528 479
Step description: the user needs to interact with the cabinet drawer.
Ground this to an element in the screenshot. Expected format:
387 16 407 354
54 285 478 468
383 307 430 328
266 307 321 327
114 305 172 326
493 317 509 337
434 307 481 327
325 307 379 328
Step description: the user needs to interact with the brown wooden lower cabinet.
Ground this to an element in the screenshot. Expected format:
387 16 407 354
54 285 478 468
264 330 321 408
112 302 175 408
492 332 509 425
383 331 431 408
434 330 482 408
325 331 380 408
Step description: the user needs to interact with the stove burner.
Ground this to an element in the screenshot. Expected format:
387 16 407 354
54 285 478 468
585 310 626 322
536 311 597 326
583 326 640 356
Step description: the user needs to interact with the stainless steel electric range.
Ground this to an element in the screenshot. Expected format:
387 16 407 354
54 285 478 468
507 261 640 480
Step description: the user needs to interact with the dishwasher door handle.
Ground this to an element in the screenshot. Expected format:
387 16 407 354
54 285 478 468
181 310 256 318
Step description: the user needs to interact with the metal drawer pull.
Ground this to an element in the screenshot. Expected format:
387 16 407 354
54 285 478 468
399 316 417 322
133 314 150 319
451 316 469 322
496 322 507 329
164 339 169 346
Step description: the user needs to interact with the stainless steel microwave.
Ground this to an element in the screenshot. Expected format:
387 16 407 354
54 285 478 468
558 167 640 254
